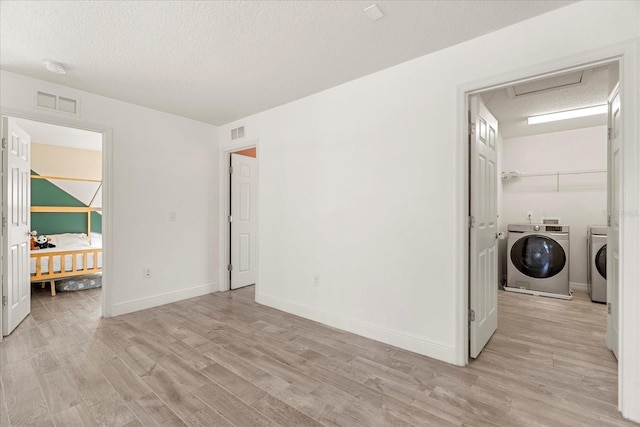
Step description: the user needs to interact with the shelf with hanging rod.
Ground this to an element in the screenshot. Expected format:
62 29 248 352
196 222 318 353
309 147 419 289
501 169 606 191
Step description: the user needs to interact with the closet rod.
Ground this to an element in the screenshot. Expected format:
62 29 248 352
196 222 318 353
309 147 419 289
502 169 606 179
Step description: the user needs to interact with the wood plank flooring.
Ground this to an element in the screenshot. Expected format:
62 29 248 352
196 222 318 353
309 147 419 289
0 285 635 426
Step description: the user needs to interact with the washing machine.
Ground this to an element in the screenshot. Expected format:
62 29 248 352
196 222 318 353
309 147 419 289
506 223 571 298
588 226 607 303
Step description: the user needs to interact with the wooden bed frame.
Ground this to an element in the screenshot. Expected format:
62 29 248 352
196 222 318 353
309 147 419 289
31 203 102 296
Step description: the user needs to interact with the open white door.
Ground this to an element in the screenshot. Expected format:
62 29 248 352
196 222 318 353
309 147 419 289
606 85 620 359
2 117 31 336
469 96 499 358
230 152 257 290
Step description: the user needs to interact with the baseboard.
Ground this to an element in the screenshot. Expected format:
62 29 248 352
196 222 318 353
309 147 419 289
110 283 218 316
570 282 588 292
256 291 457 364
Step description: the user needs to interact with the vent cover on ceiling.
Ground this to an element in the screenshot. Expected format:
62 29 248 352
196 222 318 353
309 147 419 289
36 91 79 115
231 126 245 140
507 69 592 99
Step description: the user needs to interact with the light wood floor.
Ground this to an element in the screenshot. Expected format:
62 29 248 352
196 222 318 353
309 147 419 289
0 285 635 426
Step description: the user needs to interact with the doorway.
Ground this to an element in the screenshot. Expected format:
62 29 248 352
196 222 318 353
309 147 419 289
225 146 258 291
467 60 618 356
463 57 632 415
1 115 108 337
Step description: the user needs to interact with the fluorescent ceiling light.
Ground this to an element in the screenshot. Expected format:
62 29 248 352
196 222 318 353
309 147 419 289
527 104 607 125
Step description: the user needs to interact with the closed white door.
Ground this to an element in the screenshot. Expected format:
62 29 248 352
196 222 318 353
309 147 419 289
606 85 620 359
2 117 31 336
230 153 257 290
469 96 499 358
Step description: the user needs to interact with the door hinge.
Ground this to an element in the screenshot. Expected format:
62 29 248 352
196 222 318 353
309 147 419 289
607 212 612 227
228 264 233 272
468 216 475 228
607 303 611 314
2 295 7 306
1 138 6 149
468 123 476 135
2 216 6 227
228 215 233 223
469 309 476 322
607 127 611 141
229 166 233 174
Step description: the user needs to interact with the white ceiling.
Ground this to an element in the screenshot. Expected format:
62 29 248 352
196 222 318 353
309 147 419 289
0 0 575 126
14 118 102 151
480 64 611 139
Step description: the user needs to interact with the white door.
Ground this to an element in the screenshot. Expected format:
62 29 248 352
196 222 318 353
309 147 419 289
606 85 620 359
230 153 257 290
2 117 31 336
469 96 499 358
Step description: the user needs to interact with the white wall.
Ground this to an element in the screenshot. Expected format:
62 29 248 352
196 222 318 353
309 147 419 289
1 71 219 315
218 1 639 368
501 126 607 288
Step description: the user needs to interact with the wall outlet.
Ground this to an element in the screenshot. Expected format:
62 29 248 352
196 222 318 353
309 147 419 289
144 268 152 278
313 274 320 287
170 211 176 221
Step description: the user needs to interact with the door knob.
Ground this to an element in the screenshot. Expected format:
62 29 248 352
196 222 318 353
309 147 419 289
28 230 37 236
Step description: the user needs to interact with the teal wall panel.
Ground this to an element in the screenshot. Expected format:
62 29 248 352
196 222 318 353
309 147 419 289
31 171 102 235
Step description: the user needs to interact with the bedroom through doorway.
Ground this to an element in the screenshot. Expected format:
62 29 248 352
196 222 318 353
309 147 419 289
3 117 104 336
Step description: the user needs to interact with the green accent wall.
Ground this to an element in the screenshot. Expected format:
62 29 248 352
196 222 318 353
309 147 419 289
31 171 102 235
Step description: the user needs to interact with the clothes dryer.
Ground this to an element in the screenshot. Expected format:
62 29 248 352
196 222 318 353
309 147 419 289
588 226 607 303
506 224 571 298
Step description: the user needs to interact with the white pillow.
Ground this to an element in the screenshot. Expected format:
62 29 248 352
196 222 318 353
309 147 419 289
48 233 90 248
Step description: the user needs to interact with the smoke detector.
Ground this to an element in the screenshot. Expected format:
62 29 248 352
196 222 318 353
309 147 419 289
44 60 67 74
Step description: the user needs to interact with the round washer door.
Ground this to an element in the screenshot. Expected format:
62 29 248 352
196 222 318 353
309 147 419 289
510 234 567 279
596 244 607 279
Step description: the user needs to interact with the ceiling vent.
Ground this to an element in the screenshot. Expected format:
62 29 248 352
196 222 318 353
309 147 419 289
35 91 79 115
231 126 245 140
507 69 592 99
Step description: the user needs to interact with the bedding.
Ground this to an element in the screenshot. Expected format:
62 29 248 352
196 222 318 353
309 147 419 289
30 233 102 276
56 274 102 292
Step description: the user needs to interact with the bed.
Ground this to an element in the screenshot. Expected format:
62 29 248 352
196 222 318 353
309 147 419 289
30 205 102 296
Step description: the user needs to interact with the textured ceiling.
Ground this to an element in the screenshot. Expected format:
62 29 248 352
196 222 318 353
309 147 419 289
481 65 611 139
0 1 575 126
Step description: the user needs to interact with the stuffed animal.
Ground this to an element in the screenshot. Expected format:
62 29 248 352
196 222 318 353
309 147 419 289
30 236 38 250
35 235 56 250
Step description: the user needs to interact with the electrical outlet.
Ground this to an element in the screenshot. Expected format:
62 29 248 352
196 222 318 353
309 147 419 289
170 211 176 221
313 274 320 287
144 268 152 278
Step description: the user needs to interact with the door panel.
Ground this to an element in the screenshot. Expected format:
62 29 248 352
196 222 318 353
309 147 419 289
230 152 257 290
606 86 620 359
2 117 31 336
469 96 499 358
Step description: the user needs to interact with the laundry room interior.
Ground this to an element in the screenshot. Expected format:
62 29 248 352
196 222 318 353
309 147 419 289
479 61 619 326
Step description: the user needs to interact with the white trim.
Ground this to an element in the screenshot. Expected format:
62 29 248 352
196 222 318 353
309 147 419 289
0 107 113 326
456 41 640 422
503 286 573 300
569 282 588 292
217 139 259 293
110 283 217 316
618 41 640 423
256 291 457 364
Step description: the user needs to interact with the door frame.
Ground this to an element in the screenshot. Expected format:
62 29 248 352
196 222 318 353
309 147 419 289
217 140 259 292
456 41 639 420
0 108 113 339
